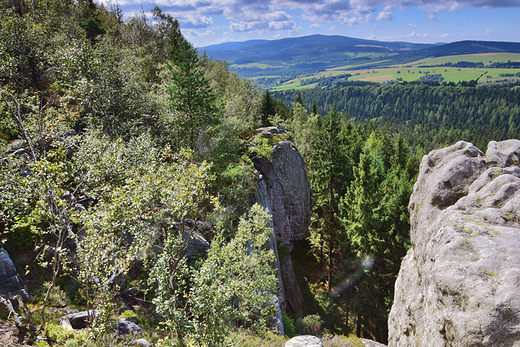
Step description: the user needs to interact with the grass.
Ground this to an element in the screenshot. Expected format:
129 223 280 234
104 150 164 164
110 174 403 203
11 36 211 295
247 52 520 89
228 330 365 347
405 53 520 67
270 65 520 90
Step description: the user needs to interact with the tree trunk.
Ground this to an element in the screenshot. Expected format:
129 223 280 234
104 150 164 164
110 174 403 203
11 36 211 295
356 313 362 337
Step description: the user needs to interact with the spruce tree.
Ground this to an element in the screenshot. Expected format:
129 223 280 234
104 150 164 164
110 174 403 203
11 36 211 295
260 89 275 127
166 41 219 150
308 106 350 292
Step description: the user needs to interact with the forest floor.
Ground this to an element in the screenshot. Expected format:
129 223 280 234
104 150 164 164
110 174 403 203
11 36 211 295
0 320 31 346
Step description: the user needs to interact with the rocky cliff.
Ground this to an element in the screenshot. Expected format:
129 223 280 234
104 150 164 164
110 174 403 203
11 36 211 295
252 138 313 317
389 140 520 346
253 139 313 245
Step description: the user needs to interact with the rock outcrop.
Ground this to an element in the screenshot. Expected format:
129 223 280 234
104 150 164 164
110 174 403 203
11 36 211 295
0 248 29 304
253 141 313 245
389 140 520 346
252 141 313 318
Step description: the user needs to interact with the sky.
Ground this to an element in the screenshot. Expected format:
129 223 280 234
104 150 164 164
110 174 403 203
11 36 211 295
99 0 520 47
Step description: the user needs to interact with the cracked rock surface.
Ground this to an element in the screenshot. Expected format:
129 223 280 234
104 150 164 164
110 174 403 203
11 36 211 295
389 140 520 347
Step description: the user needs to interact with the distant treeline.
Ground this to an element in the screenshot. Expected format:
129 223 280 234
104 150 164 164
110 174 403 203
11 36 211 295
273 84 520 151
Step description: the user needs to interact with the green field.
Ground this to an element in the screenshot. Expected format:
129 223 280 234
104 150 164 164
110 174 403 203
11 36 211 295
271 53 520 90
232 62 284 69
346 67 520 83
405 53 520 66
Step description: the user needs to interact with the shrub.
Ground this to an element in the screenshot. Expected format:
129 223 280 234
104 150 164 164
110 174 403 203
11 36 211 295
282 313 296 337
295 314 324 335
122 309 137 321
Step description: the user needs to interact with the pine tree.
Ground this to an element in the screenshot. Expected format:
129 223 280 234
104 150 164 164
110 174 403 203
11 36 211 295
295 91 304 106
166 41 219 150
308 106 350 292
260 89 275 127
339 131 412 342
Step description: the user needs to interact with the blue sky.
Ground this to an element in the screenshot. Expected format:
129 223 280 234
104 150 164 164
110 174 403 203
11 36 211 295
99 0 520 47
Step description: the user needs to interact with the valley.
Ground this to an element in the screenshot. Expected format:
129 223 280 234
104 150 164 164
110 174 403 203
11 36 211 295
202 36 520 88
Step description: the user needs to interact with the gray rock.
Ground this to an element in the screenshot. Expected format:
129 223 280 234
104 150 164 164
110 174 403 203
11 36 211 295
361 338 387 347
254 180 287 324
389 140 520 347
252 141 313 318
182 231 210 259
270 294 285 335
253 141 312 245
115 319 140 335
261 130 274 138
257 126 283 135
285 335 323 347
280 255 305 317
0 248 29 304
62 310 97 329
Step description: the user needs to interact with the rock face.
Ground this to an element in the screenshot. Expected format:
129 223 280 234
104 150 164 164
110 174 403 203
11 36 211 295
252 141 312 318
181 231 210 259
253 179 286 329
280 254 305 316
0 248 29 303
388 140 520 346
253 141 313 245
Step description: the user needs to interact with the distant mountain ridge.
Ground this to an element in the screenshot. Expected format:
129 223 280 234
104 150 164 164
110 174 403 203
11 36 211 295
202 34 435 64
416 40 520 57
200 34 520 81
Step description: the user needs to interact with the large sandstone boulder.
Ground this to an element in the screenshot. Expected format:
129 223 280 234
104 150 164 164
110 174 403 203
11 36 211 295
253 141 313 245
286 335 323 347
389 140 520 346
252 141 312 318
253 179 287 330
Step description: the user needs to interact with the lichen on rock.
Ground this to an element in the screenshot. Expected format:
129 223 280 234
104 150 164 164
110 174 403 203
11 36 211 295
389 140 520 346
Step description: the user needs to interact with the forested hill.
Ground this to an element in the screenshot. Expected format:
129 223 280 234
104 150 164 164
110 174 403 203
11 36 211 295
202 34 434 64
415 40 520 57
273 84 520 151
202 35 520 76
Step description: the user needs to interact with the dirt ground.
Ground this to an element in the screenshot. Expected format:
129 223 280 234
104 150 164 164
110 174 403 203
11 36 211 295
0 320 32 346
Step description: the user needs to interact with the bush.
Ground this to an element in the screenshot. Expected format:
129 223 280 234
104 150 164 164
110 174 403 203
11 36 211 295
39 281 68 308
282 313 296 337
40 322 88 345
295 314 324 335
122 309 137 321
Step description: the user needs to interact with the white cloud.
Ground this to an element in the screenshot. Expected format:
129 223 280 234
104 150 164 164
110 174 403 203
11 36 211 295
181 15 213 28
107 0 520 37
345 14 373 26
229 21 268 32
486 28 492 33
376 5 393 21
409 23 418 28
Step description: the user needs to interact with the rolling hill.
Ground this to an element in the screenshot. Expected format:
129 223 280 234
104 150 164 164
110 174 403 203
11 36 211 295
202 34 434 64
201 35 520 87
